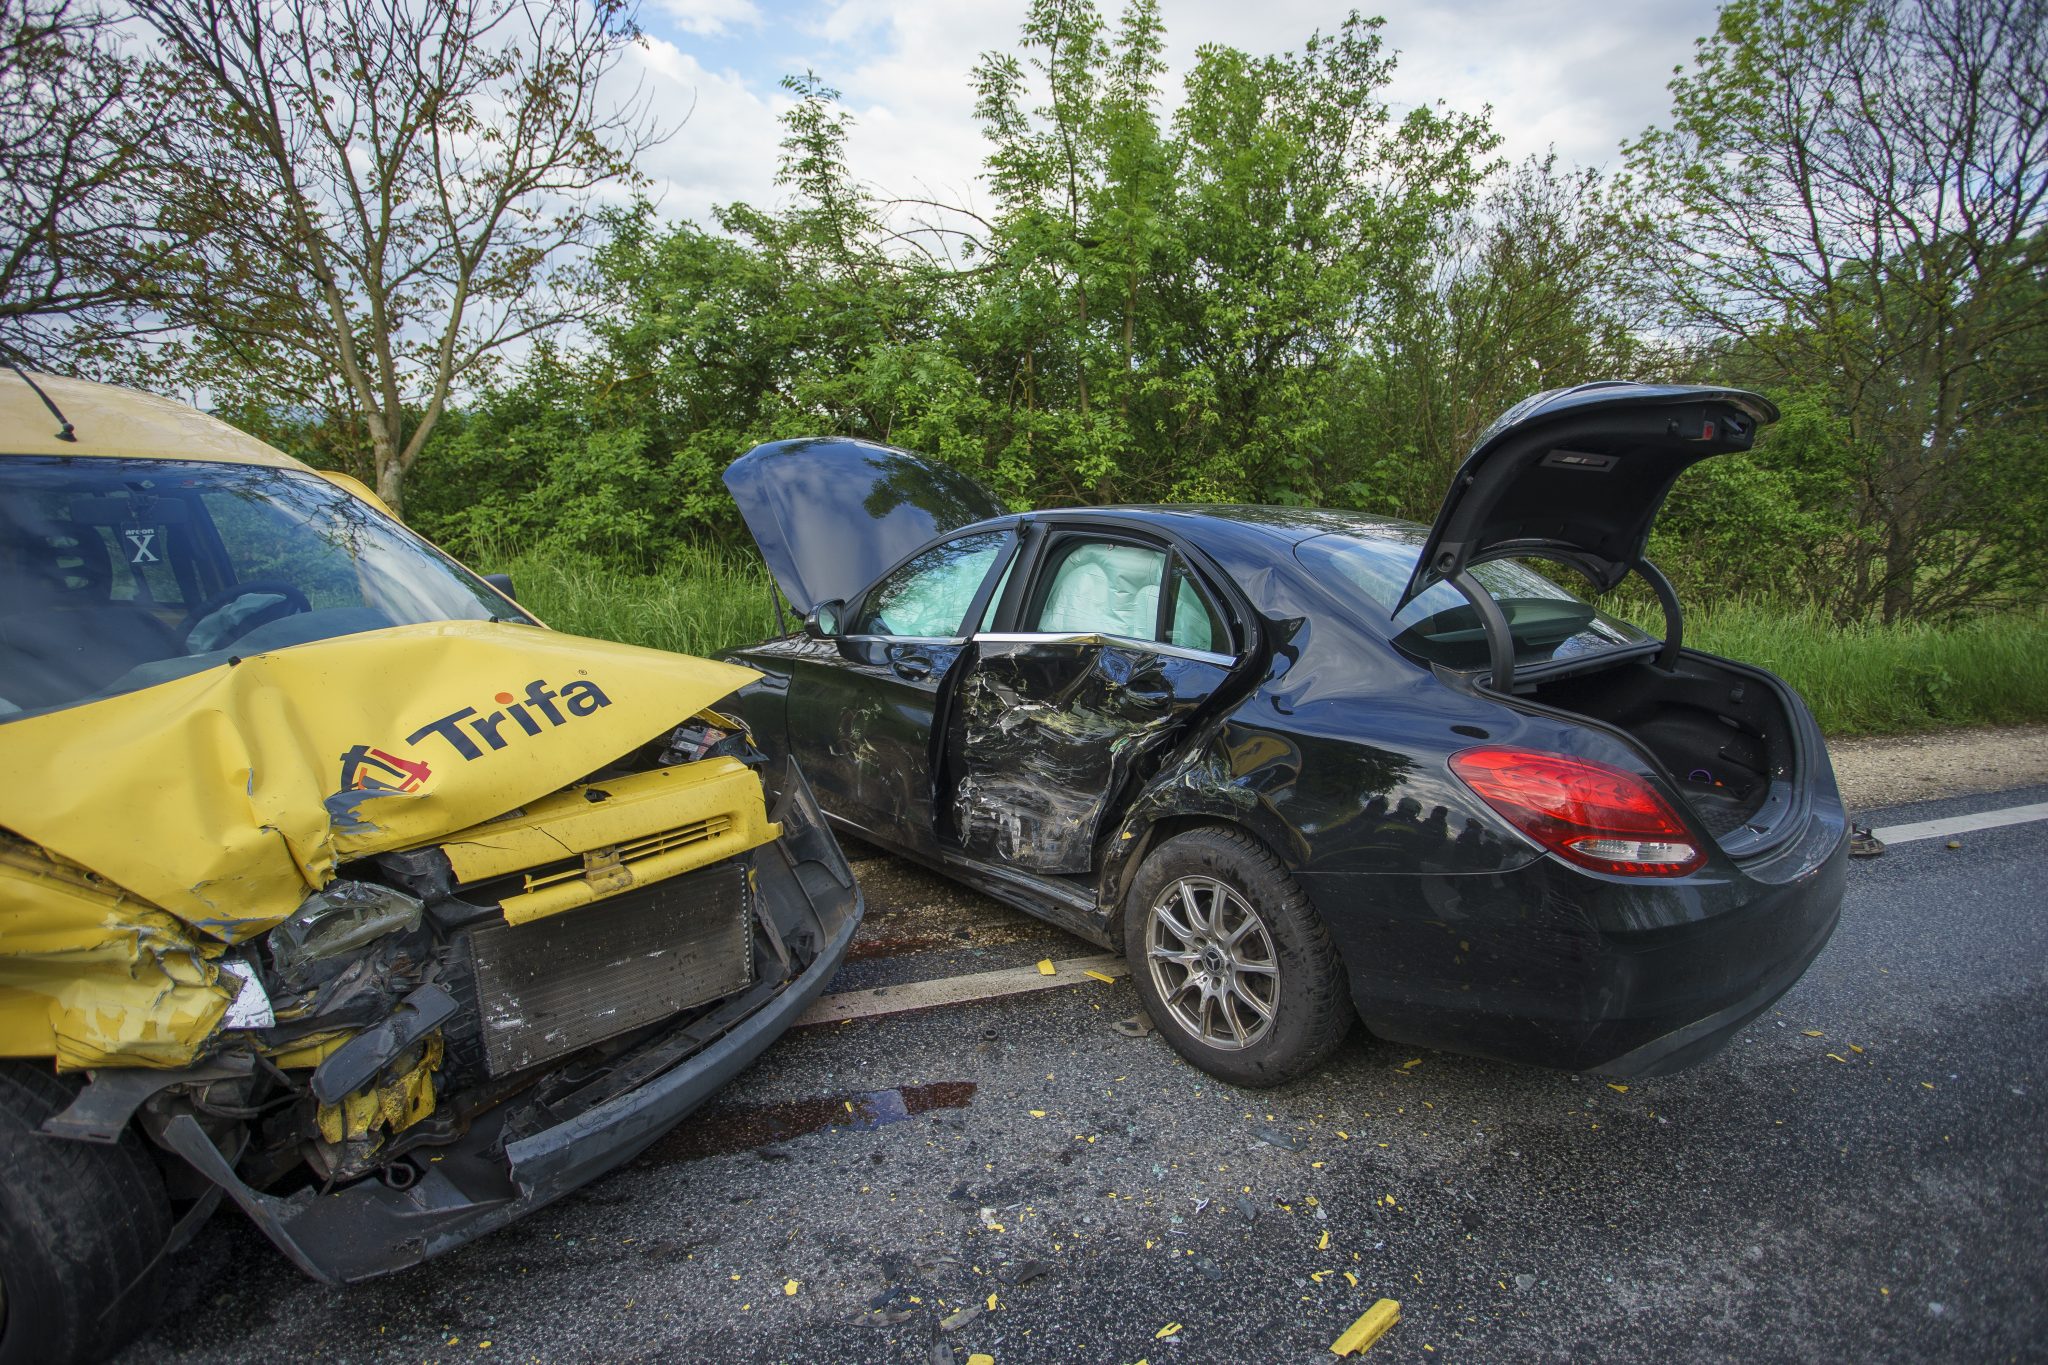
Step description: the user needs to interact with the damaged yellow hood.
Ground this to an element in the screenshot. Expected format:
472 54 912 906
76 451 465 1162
0 621 759 941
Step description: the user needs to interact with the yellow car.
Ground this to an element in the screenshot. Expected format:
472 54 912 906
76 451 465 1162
0 373 862 1365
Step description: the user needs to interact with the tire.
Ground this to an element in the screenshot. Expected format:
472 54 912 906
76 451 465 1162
1122 827 1353 1088
0 1063 172 1365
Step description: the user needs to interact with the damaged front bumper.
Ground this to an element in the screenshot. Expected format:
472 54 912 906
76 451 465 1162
154 769 860 1284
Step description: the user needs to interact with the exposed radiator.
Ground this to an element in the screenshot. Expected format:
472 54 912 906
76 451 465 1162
466 862 754 1077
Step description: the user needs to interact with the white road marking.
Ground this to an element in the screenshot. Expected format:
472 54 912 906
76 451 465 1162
797 954 1130 1027
1870 801 2048 847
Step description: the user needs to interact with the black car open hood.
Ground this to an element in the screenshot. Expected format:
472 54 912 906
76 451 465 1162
724 438 1008 613
1398 382 1780 608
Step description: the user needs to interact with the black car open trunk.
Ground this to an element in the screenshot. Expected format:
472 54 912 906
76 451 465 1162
1508 651 1801 852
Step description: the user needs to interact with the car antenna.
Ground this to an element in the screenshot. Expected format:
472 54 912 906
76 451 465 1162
6 364 77 442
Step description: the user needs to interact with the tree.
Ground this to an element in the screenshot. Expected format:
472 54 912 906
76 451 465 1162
961 3 1495 508
1331 155 1660 520
128 0 664 514
1624 0 2048 621
0 0 219 365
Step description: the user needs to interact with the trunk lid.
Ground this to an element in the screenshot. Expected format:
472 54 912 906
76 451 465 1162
724 438 1008 613
1398 382 1779 608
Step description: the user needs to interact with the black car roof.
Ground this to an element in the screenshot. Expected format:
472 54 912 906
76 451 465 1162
952 503 1422 554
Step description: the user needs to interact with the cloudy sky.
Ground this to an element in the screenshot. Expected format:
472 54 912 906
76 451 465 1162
615 0 1727 229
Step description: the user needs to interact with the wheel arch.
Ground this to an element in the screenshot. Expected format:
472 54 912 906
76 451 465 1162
1098 810 1301 951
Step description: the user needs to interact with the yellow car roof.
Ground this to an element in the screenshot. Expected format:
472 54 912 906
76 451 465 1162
1 370 307 470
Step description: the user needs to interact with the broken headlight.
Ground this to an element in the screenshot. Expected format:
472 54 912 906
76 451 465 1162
269 880 423 988
659 716 763 767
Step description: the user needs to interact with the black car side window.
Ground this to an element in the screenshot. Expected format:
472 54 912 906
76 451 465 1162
1165 556 1229 653
1029 539 1167 639
851 531 1008 639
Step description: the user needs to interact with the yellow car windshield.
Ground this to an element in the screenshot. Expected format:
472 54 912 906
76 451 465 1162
0 457 527 722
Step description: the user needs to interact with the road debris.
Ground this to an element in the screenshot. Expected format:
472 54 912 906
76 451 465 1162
1038 958 1057 975
1330 1299 1401 1356
1112 1014 1156 1039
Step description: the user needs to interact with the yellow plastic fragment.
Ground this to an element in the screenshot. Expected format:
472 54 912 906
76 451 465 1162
1319 1230 1331 1250
987 1292 1000 1311
1084 969 1117 983
1850 1044 1864 1053
1345 1272 1359 1287
784 1280 799 1296
1400 1058 1422 1070
967 1357 996 1365
1330 1299 1401 1356
1038 959 1057 976
1827 1053 1848 1063
1156 1322 1183 1339
1803 1029 1825 1037
1606 1083 1629 1093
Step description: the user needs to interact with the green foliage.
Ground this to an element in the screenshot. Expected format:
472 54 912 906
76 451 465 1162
1621 0 2048 622
384 0 2046 657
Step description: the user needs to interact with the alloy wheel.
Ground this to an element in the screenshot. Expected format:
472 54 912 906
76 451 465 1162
1144 876 1281 1051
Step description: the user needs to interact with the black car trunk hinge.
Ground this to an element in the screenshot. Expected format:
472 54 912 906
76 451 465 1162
1452 556 1685 694
1449 568 1518 695
1633 558 1685 670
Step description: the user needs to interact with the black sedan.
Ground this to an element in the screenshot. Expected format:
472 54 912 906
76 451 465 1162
721 382 1847 1087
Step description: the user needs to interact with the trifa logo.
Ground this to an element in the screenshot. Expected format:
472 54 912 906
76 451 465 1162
404 677 612 761
339 745 432 794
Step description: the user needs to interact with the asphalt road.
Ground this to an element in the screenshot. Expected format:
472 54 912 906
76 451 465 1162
122 784 2048 1365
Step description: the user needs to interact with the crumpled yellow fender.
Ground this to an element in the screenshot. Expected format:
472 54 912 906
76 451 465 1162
0 837 229 1069
0 621 758 1066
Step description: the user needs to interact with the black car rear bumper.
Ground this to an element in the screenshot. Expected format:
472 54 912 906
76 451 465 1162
1303 802 1848 1076
158 767 860 1285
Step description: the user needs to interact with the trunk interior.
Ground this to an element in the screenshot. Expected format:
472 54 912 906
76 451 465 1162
1518 653 1797 847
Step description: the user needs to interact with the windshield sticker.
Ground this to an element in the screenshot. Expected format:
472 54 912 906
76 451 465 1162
403 677 612 761
123 527 160 563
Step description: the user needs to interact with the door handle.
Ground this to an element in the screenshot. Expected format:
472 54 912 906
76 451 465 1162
891 654 933 681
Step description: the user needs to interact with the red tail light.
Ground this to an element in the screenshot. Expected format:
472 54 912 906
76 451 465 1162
1449 745 1705 877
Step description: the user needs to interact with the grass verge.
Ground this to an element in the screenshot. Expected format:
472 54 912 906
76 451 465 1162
492 543 2048 737
486 543 778 659
1683 602 2048 736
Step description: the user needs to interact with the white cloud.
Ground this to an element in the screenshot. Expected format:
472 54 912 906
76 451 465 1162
631 0 1724 230
613 34 791 226
650 0 764 38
